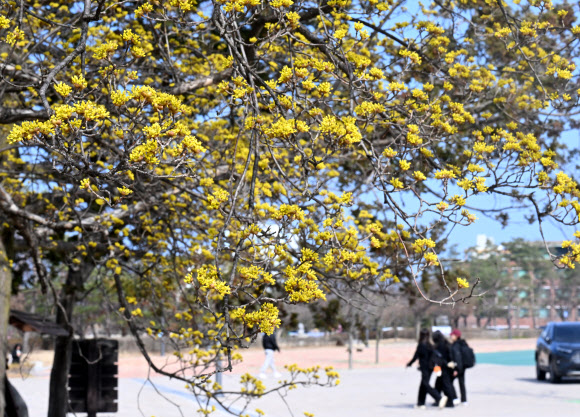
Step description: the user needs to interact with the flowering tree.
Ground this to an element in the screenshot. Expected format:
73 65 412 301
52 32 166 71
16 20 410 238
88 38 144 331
2 0 580 415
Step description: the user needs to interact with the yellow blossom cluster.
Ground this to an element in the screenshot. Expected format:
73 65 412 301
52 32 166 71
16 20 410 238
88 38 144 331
185 265 231 297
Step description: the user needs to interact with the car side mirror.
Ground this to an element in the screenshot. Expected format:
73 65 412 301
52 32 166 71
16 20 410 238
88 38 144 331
545 336 551 344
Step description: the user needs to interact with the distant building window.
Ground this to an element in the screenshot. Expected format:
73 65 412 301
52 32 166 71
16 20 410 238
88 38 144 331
538 308 549 319
518 291 527 299
519 308 529 318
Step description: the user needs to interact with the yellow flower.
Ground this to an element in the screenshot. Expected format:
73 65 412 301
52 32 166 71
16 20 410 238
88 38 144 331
6 28 25 46
434 169 456 180
334 28 348 40
55 82 72 97
457 277 469 289
390 178 404 189
399 160 411 171
117 186 133 196
413 171 426 181
80 178 91 190
270 0 293 7
383 147 397 158
424 252 439 266
71 74 88 90
412 238 436 253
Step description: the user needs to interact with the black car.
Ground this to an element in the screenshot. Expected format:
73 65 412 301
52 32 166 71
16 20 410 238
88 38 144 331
536 322 580 383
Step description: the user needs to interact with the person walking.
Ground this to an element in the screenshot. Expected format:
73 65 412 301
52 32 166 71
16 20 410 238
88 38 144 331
259 332 282 379
406 328 448 409
450 329 469 406
432 331 456 408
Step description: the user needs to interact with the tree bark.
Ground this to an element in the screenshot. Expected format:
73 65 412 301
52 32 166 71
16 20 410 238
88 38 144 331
0 238 12 417
47 265 86 417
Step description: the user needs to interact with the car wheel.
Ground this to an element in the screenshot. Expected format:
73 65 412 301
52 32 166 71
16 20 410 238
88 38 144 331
549 358 561 383
536 361 546 381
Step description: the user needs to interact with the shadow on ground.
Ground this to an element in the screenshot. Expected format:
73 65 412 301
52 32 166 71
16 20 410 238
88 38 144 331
382 404 416 409
515 377 580 385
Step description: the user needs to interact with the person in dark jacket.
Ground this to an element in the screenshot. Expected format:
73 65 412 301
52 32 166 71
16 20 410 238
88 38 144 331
11 344 22 365
259 332 281 379
407 328 448 409
450 329 468 405
432 331 456 408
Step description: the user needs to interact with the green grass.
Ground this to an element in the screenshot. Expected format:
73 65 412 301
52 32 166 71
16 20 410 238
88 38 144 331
476 350 535 366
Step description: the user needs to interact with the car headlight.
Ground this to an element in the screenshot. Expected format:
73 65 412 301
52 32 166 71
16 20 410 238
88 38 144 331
556 347 572 354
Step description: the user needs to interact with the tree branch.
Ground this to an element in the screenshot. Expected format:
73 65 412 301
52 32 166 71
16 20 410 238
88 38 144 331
0 107 49 124
169 69 233 95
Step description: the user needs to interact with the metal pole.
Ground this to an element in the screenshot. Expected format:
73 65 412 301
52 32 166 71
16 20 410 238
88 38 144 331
375 318 381 364
215 352 223 396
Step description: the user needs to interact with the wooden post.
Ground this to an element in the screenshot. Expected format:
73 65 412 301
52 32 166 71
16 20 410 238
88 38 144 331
87 341 98 417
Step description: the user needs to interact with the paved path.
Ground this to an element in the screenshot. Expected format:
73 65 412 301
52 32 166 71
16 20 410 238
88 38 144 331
8 351 580 417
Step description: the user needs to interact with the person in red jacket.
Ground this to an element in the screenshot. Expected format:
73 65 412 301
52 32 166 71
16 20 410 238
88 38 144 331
450 329 468 406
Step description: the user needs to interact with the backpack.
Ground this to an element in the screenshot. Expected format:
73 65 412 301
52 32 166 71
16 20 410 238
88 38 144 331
460 341 476 369
430 348 445 369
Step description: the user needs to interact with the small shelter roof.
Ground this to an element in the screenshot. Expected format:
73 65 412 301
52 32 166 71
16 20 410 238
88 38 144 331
9 309 69 337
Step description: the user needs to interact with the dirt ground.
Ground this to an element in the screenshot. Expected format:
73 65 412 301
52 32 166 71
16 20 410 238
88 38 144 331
9 337 537 379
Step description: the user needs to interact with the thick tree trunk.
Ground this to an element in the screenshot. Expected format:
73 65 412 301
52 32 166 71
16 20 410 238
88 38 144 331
47 265 86 417
0 239 12 417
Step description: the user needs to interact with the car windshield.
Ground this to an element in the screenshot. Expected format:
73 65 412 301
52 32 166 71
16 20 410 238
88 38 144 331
553 325 580 343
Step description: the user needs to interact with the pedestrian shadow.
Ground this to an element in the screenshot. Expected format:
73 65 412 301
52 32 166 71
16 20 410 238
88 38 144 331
515 377 580 385
382 403 417 409
383 404 455 410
